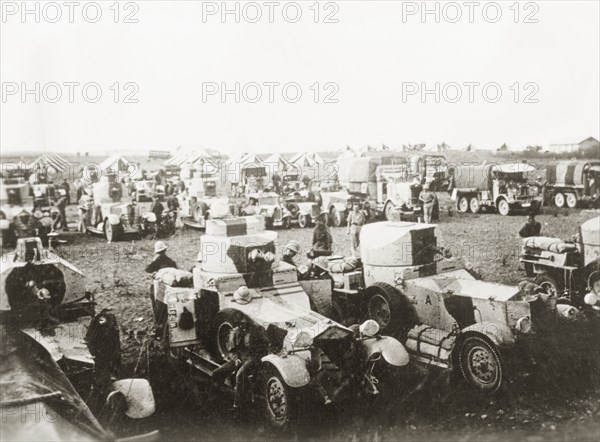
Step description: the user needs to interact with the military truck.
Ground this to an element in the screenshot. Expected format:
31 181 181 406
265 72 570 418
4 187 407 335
520 216 600 305
178 171 228 229
321 157 439 226
544 161 600 208
1 237 156 440
451 163 542 215
310 221 584 393
82 175 155 242
150 216 408 430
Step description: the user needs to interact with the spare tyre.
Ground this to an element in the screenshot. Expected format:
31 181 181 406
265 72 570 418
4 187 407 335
192 201 209 223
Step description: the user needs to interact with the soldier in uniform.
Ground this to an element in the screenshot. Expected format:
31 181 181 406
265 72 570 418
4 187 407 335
309 212 333 258
418 183 436 224
282 240 301 267
519 214 542 238
145 241 177 273
347 202 366 258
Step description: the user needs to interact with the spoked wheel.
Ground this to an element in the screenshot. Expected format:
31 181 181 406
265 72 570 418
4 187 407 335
262 365 298 431
534 272 561 298
554 192 565 208
366 282 403 334
566 193 578 209
458 197 470 213
458 336 504 393
297 214 309 228
497 199 510 216
104 222 114 242
469 197 480 214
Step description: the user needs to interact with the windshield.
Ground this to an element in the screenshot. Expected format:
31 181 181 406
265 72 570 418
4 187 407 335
495 172 528 183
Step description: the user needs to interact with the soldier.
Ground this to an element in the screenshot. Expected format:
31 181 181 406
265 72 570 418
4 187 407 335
145 241 177 273
54 189 69 231
282 240 301 267
78 193 93 233
419 183 436 224
166 191 180 223
150 195 165 229
309 212 333 258
347 202 366 258
212 288 270 416
61 178 71 205
519 214 542 238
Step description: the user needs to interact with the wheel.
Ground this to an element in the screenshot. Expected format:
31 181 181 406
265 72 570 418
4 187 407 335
104 221 123 242
497 199 510 216
329 207 342 227
534 272 562 298
566 193 578 209
366 282 404 334
458 335 504 393
262 364 299 431
208 309 249 363
458 196 470 213
192 202 208 223
469 197 480 214
384 202 396 221
297 214 310 228
554 192 565 208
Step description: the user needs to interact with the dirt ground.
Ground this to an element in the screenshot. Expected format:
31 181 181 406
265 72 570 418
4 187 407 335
54 197 600 441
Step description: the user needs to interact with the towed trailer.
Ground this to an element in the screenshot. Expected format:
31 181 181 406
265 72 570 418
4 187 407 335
544 161 600 208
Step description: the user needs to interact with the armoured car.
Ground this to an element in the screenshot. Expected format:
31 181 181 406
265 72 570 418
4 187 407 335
150 216 408 430
311 221 584 393
520 216 600 305
177 171 228 229
284 189 321 228
0 237 156 440
82 175 156 242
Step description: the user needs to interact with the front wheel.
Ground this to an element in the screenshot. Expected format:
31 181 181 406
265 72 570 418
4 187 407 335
497 199 510 216
366 282 404 334
458 335 504 393
534 272 562 298
262 365 299 431
297 214 310 228
104 221 123 242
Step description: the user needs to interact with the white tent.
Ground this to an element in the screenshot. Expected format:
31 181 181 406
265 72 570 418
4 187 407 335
99 154 134 175
264 153 295 173
27 153 68 175
290 152 324 168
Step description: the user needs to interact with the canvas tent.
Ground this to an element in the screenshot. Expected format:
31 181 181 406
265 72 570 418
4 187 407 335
98 154 140 180
289 152 324 168
27 153 68 177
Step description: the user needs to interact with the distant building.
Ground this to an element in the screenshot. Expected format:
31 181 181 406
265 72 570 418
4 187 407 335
549 136 599 154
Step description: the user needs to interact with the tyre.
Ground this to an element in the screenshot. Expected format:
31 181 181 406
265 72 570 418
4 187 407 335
262 364 300 431
208 309 249 363
192 202 209 223
534 272 562 298
297 214 310 228
554 192 565 208
497 198 510 216
566 193 578 209
469 197 480 214
384 202 396 221
458 196 470 213
458 335 504 393
104 220 123 242
366 282 404 334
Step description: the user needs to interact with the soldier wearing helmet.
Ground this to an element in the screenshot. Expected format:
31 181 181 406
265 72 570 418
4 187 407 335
145 241 178 274
283 240 301 267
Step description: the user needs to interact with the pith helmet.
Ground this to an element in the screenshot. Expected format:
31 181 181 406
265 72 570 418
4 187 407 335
233 286 252 305
154 241 167 254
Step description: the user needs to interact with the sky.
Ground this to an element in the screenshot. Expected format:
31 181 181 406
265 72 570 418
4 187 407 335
1 0 599 155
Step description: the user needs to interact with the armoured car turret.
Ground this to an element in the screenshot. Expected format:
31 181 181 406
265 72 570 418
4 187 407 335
151 216 408 430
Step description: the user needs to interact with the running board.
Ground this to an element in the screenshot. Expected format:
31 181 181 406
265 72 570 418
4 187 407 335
410 353 450 369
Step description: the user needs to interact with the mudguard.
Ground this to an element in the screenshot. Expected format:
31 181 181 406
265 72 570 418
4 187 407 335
462 322 515 349
107 214 121 225
261 354 310 388
361 336 410 367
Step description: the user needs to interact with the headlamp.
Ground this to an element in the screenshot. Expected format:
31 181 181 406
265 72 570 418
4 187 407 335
359 319 380 337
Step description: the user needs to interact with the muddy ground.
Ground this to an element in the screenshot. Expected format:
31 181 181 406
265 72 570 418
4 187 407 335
54 196 600 441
